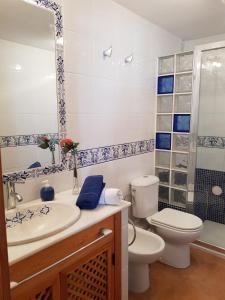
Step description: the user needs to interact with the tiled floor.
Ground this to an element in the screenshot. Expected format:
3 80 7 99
129 247 225 300
200 220 225 249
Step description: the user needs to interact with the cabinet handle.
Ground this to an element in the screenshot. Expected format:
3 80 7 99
10 228 113 290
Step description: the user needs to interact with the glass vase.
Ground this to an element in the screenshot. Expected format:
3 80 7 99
72 151 79 195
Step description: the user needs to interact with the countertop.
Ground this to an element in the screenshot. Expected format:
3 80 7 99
7 190 130 265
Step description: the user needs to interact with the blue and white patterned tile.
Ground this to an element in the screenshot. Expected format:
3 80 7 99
3 170 36 184
36 164 65 177
75 139 155 169
0 133 59 148
198 136 225 149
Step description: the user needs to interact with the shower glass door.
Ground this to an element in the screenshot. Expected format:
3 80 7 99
192 42 225 250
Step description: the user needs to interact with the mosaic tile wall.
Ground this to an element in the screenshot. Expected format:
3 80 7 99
159 168 225 225
193 168 225 224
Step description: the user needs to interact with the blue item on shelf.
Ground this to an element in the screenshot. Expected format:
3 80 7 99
76 175 105 209
173 114 191 133
28 161 41 169
158 75 174 94
40 180 55 202
156 133 171 150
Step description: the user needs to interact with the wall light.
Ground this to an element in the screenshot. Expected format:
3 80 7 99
15 64 22 71
103 46 112 58
125 54 133 64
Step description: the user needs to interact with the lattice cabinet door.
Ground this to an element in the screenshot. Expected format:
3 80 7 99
11 274 60 300
60 244 114 300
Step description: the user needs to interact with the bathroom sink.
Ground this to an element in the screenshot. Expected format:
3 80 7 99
6 202 80 246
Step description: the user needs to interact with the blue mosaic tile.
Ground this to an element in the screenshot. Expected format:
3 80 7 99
194 168 225 224
159 167 225 224
157 75 174 94
156 133 171 150
195 168 225 193
173 114 191 133
206 195 225 224
193 191 208 221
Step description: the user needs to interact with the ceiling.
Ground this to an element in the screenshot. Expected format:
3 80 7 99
0 0 55 50
113 0 225 41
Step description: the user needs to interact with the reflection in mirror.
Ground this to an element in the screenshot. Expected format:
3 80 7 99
0 0 59 173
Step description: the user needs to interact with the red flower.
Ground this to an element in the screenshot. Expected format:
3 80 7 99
60 138 73 147
41 136 50 142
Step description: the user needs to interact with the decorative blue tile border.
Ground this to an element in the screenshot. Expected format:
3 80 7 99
0 133 59 148
76 139 155 169
36 0 63 37
3 170 37 183
3 139 155 182
198 136 225 149
35 0 66 132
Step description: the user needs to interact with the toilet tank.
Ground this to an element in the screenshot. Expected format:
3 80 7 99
131 175 159 218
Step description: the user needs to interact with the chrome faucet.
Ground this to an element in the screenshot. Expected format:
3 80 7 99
6 180 24 210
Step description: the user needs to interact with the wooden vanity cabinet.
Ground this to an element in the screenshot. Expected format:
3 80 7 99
10 213 121 300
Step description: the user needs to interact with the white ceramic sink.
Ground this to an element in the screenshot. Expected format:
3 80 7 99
6 202 80 246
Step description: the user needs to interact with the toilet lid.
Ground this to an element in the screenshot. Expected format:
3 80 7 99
148 208 202 231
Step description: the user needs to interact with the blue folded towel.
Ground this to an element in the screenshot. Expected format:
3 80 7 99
76 175 105 209
28 161 41 169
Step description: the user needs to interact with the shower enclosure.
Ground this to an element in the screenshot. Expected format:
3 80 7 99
191 41 225 251
156 41 225 252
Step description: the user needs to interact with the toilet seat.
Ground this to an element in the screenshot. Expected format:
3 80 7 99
147 208 202 232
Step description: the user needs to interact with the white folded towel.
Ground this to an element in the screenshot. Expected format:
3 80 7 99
99 188 123 205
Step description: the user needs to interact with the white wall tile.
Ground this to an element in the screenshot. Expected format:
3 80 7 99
64 30 94 75
10 0 181 206
63 0 94 35
65 73 93 115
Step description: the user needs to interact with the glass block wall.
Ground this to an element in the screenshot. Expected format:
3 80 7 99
155 52 193 208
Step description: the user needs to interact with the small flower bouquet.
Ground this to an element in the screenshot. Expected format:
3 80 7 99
60 138 79 194
38 136 58 165
60 138 79 155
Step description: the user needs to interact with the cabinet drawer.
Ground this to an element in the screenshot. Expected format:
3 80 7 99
10 215 115 282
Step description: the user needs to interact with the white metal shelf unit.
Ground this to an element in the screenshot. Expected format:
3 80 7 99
155 51 193 207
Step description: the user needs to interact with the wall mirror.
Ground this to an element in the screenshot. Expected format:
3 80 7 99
0 0 66 180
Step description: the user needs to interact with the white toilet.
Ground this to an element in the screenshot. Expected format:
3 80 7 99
128 224 165 293
131 175 203 269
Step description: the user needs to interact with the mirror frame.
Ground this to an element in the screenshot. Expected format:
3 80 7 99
1 0 67 183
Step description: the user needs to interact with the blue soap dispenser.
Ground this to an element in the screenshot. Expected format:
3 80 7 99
40 180 55 202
